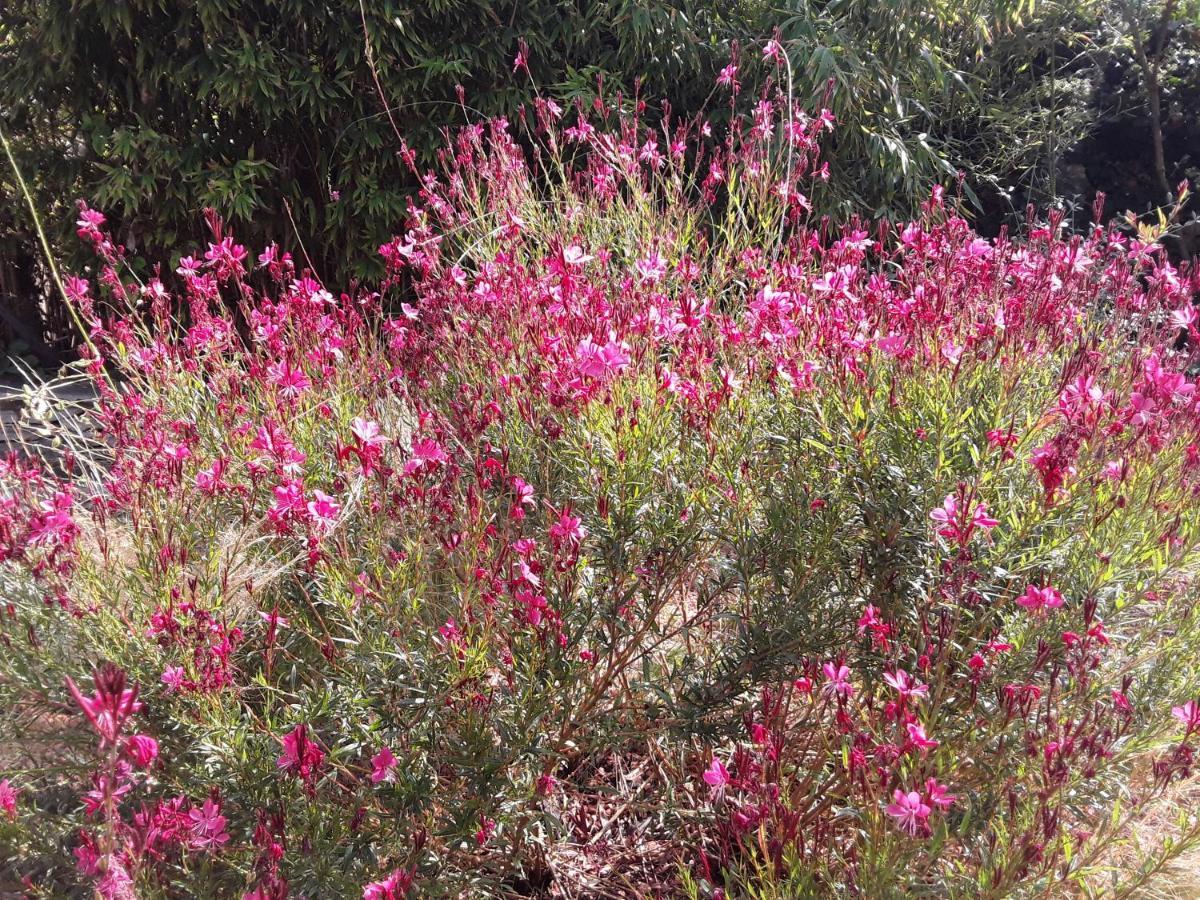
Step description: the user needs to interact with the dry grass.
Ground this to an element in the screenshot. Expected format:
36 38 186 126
1078 774 1200 899
1127 778 1200 899
539 745 688 898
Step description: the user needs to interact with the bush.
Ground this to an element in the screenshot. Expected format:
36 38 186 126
2 60 1200 897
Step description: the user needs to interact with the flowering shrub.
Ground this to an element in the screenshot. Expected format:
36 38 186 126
3 54 1200 897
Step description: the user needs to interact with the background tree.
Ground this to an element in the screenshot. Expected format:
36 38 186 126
774 0 1038 216
1110 0 1196 200
0 0 757 287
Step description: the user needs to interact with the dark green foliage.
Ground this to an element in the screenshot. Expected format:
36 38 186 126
0 0 757 281
775 0 1200 225
776 0 1036 217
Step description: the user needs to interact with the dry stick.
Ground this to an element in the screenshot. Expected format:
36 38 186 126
358 0 407 150
585 757 654 846
281 197 323 285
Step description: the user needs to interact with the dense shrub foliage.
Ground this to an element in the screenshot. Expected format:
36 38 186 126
2 65 1200 897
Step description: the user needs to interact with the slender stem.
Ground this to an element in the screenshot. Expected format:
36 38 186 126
0 117 105 365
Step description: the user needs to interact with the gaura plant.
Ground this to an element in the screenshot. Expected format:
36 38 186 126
2 45 1200 898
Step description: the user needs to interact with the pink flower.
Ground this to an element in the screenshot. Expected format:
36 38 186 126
822 662 854 699
576 337 632 379
75 205 106 240
987 429 1018 455
66 664 142 747
1170 304 1198 331
971 502 999 531
906 722 939 753
161 665 187 693
258 242 290 273
856 606 893 648
371 746 398 784
204 236 248 280
0 779 17 820
26 490 78 550
639 138 664 170
940 339 963 365
251 422 306 473
1172 700 1200 733
883 669 928 703
512 39 529 74
267 358 312 399
929 494 959 534
188 798 230 849
930 493 998 545
549 508 586 550
351 417 387 448
439 617 466 650
519 589 548 626
924 777 956 811
702 756 730 790
83 770 132 816
277 724 326 786
475 816 496 846
363 868 413 900
886 788 932 836
404 438 449 476
124 734 159 768
1057 375 1107 420
161 441 191 463
561 244 593 266
511 477 536 508
269 480 305 523
74 837 101 876
635 253 667 283
306 490 341 529
1030 441 1075 502
96 859 136 899
1016 584 1064 614
195 459 227 494
259 608 290 630
64 275 91 303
